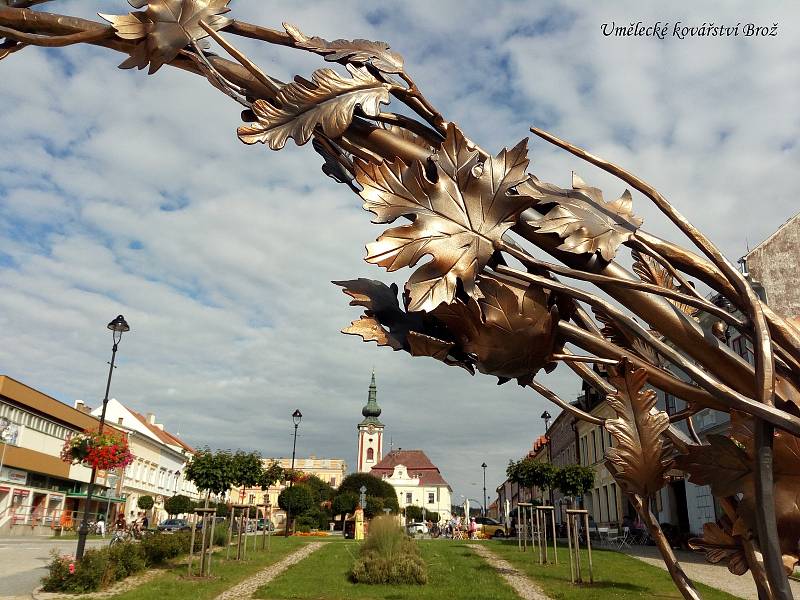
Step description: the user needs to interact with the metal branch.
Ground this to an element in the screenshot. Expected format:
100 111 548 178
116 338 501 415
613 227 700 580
630 234 708 303
499 241 746 329
551 353 619 366
528 380 605 425
0 23 112 46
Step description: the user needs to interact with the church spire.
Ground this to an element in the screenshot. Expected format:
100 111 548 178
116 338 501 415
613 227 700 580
360 369 383 425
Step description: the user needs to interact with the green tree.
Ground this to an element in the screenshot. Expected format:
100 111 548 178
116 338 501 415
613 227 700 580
163 494 193 517
337 473 399 513
404 505 424 522
553 464 594 505
185 447 234 502
137 495 154 510
426 511 440 523
278 484 314 530
364 495 386 519
230 450 263 491
259 460 284 491
303 474 334 505
331 491 358 519
507 458 555 502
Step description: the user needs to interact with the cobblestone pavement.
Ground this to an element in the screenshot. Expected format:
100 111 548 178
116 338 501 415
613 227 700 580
213 541 325 600
624 545 800 599
0 536 105 600
468 544 552 600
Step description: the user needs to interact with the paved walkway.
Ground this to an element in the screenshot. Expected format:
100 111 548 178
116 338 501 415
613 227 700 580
624 545 800 599
468 544 551 600
213 541 325 600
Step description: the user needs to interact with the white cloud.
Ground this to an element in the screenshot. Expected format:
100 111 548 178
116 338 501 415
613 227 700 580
0 0 797 500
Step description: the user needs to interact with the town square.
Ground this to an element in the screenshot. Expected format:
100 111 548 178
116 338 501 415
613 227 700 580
0 1 799 599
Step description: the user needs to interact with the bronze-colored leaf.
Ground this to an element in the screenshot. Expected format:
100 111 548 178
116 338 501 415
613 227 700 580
238 65 390 150
100 0 232 74
592 307 660 366
333 278 422 351
674 434 752 498
357 123 533 312
0 38 26 61
381 123 435 154
526 172 641 261
312 138 355 187
408 331 453 361
283 22 403 74
430 273 558 384
631 249 697 318
729 412 800 570
688 522 749 576
604 359 671 497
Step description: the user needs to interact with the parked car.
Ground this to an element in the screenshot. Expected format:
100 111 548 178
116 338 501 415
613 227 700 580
157 518 191 532
406 522 429 536
256 519 275 531
474 516 507 538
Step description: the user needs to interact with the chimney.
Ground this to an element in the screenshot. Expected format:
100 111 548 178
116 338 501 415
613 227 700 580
117 417 124 425
155 423 164 430
75 400 84 410
147 413 156 425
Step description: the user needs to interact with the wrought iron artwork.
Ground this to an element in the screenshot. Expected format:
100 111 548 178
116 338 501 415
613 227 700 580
1 2 798 598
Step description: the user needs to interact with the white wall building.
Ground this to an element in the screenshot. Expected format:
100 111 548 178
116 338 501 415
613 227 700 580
371 449 452 521
88 399 199 522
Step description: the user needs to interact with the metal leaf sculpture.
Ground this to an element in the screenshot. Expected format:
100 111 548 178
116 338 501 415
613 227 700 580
429 273 559 384
528 173 641 261
4 5 800 596
283 22 404 75
604 359 672 497
100 0 232 73
632 249 697 318
237 64 390 150
689 520 749 576
358 123 532 311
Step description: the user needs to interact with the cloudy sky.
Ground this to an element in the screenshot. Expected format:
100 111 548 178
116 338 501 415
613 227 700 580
1 1 798 504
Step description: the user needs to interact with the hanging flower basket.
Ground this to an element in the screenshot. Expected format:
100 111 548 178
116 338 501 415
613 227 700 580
60 431 134 471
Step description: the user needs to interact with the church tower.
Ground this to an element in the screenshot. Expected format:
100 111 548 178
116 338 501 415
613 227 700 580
357 371 384 472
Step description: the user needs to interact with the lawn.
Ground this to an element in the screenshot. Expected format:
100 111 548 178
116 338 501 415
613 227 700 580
255 540 520 600
489 540 740 600
109 536 310 600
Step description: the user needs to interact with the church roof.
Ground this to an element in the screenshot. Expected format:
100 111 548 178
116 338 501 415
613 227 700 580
371 449 451 489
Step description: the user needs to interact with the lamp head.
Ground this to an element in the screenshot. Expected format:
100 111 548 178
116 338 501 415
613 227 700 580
107 315 130 344
292 409 302 426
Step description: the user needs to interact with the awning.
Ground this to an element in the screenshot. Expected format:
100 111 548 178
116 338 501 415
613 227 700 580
65 492 126 503
0 486 9 493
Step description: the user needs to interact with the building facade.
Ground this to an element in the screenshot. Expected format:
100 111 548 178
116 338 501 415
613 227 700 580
87 399 200 523
0 376 123 535
370 449 452 521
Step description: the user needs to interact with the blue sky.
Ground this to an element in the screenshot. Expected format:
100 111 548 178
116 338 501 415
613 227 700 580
1 0 798 502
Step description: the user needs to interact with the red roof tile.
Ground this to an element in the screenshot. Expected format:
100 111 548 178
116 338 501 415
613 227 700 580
370 450 451 489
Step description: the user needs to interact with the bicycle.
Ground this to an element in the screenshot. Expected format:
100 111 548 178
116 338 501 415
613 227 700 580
109 528 132 546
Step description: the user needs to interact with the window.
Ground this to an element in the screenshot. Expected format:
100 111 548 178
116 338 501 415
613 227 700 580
732 336 755 365
405 493 412 504
610 483 618 522
330 477 336 487
428 492 435 504
249 494 255 504
366 448 374 461
665 393 676 416
591 430 598 464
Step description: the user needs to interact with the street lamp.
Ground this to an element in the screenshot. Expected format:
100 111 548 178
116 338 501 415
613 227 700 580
76 314 130 560
540 410 553 506
285 408 302 537
481 462 487 517
541 411 552 433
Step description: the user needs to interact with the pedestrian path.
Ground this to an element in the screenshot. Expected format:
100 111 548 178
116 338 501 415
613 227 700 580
468 544 552 600
624 545 800 599
213 541 325 600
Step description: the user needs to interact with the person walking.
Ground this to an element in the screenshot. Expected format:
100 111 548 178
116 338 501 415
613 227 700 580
96 514 105 538
468 517 478 540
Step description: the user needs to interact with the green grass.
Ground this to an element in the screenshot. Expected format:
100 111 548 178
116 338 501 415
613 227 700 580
255 540 519 600
109 537 310 600
489 540 740 599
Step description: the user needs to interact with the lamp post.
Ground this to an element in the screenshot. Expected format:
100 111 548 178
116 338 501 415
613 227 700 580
284 409 302 537
76 315 130 560
541 410 553 506
481 462 487 517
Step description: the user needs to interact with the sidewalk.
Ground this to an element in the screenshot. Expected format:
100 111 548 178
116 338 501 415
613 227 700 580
624 545 800 599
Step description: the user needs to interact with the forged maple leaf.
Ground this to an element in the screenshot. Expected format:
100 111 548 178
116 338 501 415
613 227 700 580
677 412 800 572
357 123 533 312
100 0 232 74
688 521 749 576
631 249 697 318
430 273 558 384
238 65 390 150
604 358 672 497
283 22 404 74
527 173 641 261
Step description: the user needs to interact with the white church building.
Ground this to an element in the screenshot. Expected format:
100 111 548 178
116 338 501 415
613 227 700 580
356 373 452 521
